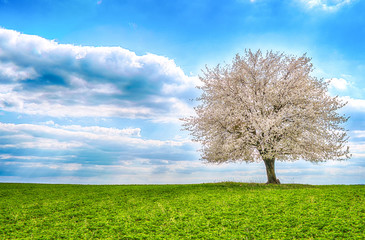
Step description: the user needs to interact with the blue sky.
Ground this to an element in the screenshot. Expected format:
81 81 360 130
0 0 364 184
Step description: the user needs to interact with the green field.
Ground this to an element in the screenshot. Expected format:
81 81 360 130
0 183 364 239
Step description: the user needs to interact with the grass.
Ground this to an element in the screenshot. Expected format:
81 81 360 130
0 182 364 239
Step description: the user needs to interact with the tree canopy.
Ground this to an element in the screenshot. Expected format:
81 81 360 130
182 50 350 184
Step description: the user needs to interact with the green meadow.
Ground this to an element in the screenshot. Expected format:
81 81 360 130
0 183 364 239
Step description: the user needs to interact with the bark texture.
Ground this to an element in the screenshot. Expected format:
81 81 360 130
264 158 280 184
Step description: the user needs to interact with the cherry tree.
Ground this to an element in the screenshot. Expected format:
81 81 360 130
182 50 350 184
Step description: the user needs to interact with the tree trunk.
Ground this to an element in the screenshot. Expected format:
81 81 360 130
263 158 280 184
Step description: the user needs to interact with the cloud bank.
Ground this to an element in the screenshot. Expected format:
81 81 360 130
0 28 204 183
0 28 199 122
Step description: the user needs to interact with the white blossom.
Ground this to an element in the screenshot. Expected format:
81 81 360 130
182 50 350 183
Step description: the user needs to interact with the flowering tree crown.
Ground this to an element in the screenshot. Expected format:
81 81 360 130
182 50 350 165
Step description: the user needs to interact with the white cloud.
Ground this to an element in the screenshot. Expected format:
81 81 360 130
0 122 192 150
352 131 365 138
0 154 67 161
349 141 365 153
149 97 196 123
4 161 83 171
162 75 201 95
0 62 37 82
341 96 365 112
42 120 55 125
0 120 199 181
0 28 198 122
0 138 84 150
0 122 141 139
2 101 152 118
300 0 353 11
22 139 84 150
345 140 365 158
57 124 141 137
328 77 349 91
